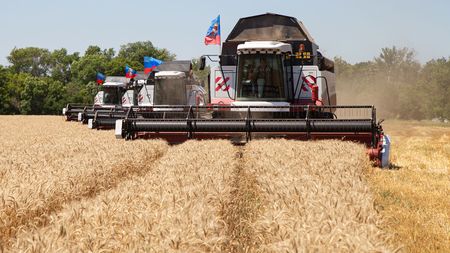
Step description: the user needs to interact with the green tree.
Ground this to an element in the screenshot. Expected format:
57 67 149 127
420 58 450 119
16 76 67 115
42 79 66 114
118 41 176 69
64 81 95 105
50 48 80 83
106 56 136 76
84 45 115 59
374 46 420 83
71 46 122 84
71 54 109 84
3 72 31 114
336 47 424 119
19 76 49 114
8 47 52 77
0 65 11 113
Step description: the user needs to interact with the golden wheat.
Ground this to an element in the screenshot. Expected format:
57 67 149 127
11 140 238 252
4 116 445 252
242 139 395 252
0 116 168 248
11 138 396 252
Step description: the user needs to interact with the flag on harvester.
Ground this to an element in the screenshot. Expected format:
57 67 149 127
144 56 163 74
204 15 221 45
96 72 105 85
125 65 137 78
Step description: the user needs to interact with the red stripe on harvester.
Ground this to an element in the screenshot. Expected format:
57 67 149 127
215 77 230 91
215 83 223 91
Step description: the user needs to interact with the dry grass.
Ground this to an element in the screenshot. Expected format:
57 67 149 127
11 140 238 252
0 116 168 249
367 120 450 253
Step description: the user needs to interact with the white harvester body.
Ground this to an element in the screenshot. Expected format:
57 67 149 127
209 40 336 111
94 78 128 107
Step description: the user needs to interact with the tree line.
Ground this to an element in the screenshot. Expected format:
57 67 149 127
0 43 448 119
335 47 450 120
0 41 175 114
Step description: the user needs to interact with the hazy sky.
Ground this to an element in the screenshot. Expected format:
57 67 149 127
1 0 449 65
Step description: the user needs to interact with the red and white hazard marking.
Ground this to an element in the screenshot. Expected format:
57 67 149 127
303 75 316 87
138 94 144 102
301 75 316 91
215 76 230 91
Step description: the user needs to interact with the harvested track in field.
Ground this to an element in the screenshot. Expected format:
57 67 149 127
0 116 168 248
220 149 263 252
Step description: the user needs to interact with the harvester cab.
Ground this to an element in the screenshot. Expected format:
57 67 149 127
94 76 128 107
84 74 145 129
116 13 390 167
76 76 128 125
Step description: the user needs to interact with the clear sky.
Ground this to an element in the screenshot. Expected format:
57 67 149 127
1 0 449 65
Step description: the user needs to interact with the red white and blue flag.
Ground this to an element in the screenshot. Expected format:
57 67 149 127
96 72 105 85
125 65 137 79
204 15 221 45
144 56 163 74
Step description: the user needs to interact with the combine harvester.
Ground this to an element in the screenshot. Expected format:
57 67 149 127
115 13 390 167
62 76 129 121
83 74 144 129
88 61 206 130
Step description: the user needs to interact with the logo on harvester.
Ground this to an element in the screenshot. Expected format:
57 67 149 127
302 75 316 91
215 76 230 91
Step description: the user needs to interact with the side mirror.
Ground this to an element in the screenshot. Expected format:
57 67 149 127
199 56 206 70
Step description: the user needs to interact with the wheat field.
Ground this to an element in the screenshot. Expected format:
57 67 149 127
0 116 168 249
367 121 450 253
1 116 448 252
